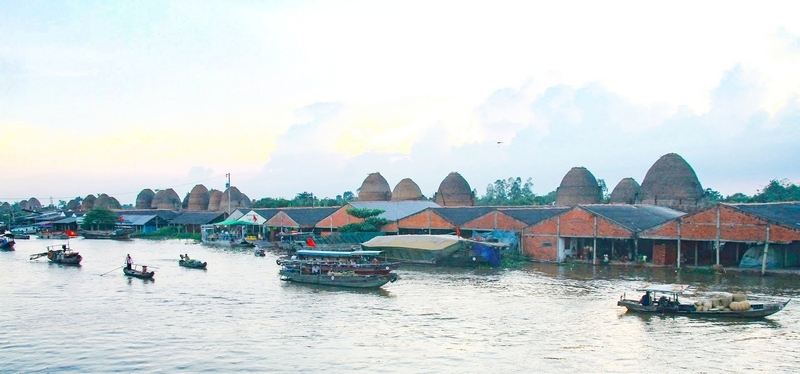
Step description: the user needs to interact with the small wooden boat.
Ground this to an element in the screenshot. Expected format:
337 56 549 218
124 266 155 279
30 244 82 265
618 284 790 318
1 232 15 251
254 247 266 257
179 259 208 269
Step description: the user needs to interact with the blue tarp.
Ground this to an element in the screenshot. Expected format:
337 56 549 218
473 243 501 266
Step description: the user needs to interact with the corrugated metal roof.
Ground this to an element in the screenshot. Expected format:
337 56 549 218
171 212 225 225
349 201 440 221
728 202 800 229
431 207 498 226
581 204 685 232
114 209 178 220
121 215 157 226
498 207 570 225
53 217 79 224
251 209 281 220
281 207 340 226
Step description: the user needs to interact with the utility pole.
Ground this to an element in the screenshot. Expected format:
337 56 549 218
225 173 231 215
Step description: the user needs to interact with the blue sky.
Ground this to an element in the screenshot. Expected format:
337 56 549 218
2 1 799 205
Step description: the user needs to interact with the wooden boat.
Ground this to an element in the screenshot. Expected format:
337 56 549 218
254 247 266 256
617 284 790 318
179 259 208 269
80 229 132 240
278 249 399 288
30 244 82 265
278 249 399 275
123 266 155 279
1 232 15 251
37 231 71 240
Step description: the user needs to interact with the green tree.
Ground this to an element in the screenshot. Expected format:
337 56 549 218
252 197 292 208
704 188 723 202
724 192 751 203
752 179 800 203
598 179 609 203
82 207 120 230
339 208 390 232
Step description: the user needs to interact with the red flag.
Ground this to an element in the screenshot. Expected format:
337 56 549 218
118 216 124 222
455 227 461 238
252 215 258 222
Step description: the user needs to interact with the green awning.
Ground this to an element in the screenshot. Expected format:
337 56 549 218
214 219 258 226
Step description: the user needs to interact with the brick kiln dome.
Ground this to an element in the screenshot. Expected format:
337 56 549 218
208 190 223 211
1 202 10 211
95 194 121 209
151 188 182 210
27 198 42 211
66 199 80 211
358 173 392 201
135 189 156 209
219 187 252 213
80 195 96 211
640 153 704 211
187 184 210 211
433 172 475 206
609 177 641 204
391 178 424 201
555 167 601 206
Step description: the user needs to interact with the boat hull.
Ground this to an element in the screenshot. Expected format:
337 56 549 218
279 269 397 288
617 299 788 318
123 267 155 279
49 253 82 265
0 242 14 251
179 260 207 269
81 230 131 240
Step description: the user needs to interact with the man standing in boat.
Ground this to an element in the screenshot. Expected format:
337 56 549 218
126 254 133 270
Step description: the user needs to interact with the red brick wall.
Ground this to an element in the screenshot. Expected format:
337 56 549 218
653 243 677 265
522 235 559 262
397 210 454 230
463 212 527 231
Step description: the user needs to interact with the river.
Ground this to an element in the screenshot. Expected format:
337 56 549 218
1 238 799 373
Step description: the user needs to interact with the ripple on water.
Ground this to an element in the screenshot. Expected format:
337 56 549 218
2 239 800 372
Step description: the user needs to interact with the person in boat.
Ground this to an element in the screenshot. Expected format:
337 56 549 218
640 292 651 306
126 254 133 270
62 244 67 251
184 253 190 261
141 265 148 275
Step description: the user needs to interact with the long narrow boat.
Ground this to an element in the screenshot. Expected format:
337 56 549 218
617 284 790 318
30 244 82 265
278 249 398 288
124 266 155 279
179 259 208 269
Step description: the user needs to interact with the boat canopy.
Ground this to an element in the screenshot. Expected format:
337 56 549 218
636 284 690 294
361 234 465 251
296 249 382 258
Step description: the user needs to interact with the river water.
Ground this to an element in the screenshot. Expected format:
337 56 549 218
1 238 799 373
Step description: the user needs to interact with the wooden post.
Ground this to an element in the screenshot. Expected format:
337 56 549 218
694 241 698 267
592 215 597 265
677 218 682 268
761 225 771 276
715 205 721 265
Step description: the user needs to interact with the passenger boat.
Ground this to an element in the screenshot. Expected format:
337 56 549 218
617 284 790 318
1 232 15 251
37 231 74 240
179 257 207 269
80 229 132 240
278 249 399 275
30 244 82 265
123 265 155 279
278 249 398 288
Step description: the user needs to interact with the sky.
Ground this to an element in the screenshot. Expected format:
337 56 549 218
2 0 799 206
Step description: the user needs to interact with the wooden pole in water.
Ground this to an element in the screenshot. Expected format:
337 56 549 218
677 218 682 269
715 204 721 265
761 225 771 276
